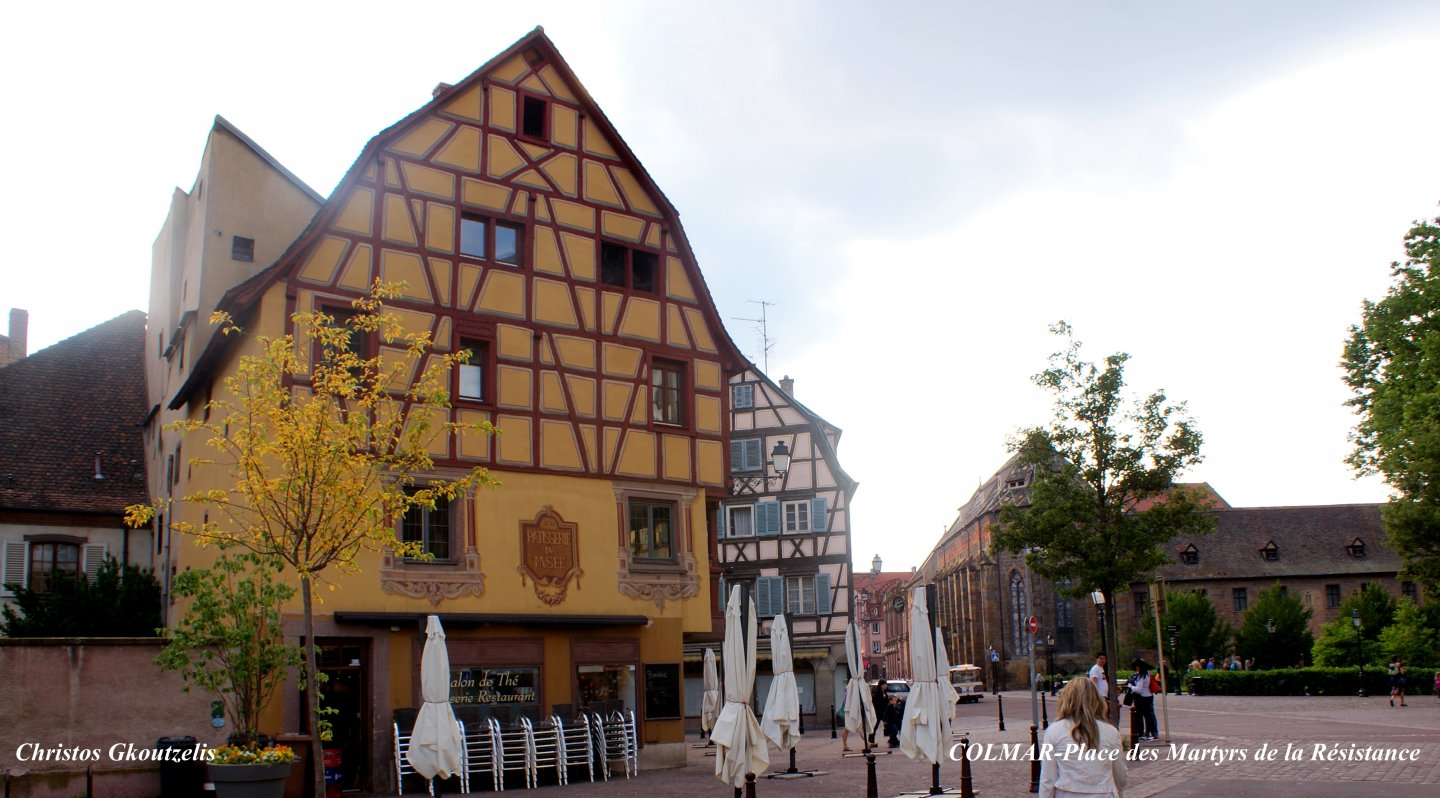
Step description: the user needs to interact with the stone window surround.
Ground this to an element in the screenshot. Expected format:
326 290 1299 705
380 469 485 606
612 480 699 611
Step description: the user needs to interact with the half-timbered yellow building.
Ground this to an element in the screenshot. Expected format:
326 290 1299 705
146 29 746 789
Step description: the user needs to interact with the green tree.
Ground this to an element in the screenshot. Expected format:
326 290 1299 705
1135 589 1231 668
1378 598 1438 665
1235 584 1313 669
1312 584 1396 667
157 551 302 745
993 322 1214 719
1343 214 1440 590
1 558 161 637
129 283 497 796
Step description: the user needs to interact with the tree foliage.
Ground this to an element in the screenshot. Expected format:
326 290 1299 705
1311 584 1397 667
1135 589 1231 667
993 322 1213 716
1 558 161 637
128 283 497 794
1377 599 1438 665
1235 584 1313 669
157 551 301 744
1342 214 1440 589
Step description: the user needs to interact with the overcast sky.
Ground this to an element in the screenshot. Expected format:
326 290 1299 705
7 1 1440 571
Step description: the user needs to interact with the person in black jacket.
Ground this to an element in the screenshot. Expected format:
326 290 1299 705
870 682 886 744
882 695 904 747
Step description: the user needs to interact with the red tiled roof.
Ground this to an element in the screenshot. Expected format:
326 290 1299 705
0 312 149 514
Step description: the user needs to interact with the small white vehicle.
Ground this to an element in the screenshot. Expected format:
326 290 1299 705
949 664 984 704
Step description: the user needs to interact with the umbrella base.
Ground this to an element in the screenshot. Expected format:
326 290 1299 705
892 790 963 797
765 769 827 779
844 749 893 758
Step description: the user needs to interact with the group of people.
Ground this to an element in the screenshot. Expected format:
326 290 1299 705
837 684 907 751
1187 655 1247 671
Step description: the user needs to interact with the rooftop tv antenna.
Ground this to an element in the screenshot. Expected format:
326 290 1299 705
733 300 776 374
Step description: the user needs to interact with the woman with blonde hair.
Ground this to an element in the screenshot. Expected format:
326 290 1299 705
1039 677 1128 798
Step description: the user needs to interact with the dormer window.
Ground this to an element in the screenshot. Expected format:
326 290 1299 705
1347 538 1366 558
1260 541 1279 562
1180 544 1199 565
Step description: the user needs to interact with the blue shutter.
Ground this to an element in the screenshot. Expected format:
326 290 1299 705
757 576 783 617
757 502 781 536
732 384 754 409
816 572 833 616
716 504 726 539
810 498 828 533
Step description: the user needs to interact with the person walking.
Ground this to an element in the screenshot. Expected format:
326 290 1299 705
1128 660 1159 741
1088 653 1109 717
870 681 886 743
1388 659 1408 707
1039 677 1128 798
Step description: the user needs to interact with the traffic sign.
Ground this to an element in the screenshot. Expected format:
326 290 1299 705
1028 615 1038 634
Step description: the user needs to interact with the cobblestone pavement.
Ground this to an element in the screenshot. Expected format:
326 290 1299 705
379 692 1440 797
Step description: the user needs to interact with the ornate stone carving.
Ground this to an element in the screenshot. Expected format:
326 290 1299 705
380 549 485 607
615 548 699 611
517 506 583 606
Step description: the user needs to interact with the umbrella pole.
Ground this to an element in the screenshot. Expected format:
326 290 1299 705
865 750 879 798
926 584 945 795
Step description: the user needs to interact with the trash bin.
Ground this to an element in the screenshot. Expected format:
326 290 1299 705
1189 676 1204 696
156 736 205 798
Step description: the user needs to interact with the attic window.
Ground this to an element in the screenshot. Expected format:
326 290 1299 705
1347 538 1366 558
1004 478 1026 490
1260 541 1279 561
232 236 254 263
522 95 547 139
1180 544 1199 565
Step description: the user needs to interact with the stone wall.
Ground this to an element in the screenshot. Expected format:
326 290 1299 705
0 638 222 798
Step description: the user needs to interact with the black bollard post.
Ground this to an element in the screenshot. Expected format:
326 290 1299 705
929 762 943 796
1029 725 1040 793
865 750 879 798
831 703 838 739
800 709 806 735
745 771 758 798
959 736 976 798
1041 692 1049 730
997 693 1006 731
1129 701 1140 747
788 747 798 774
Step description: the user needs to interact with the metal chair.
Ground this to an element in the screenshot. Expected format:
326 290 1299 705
585 711 610 781
556 713 595 784
494 717 534 790
601 709 637 779
393 721 434 796
529 716 564 786
459 716 500 792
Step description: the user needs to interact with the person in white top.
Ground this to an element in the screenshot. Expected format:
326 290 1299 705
1088 654 1109 699
1040 677 1128 798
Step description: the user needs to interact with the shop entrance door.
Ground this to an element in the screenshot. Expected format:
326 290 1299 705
316 641 369 793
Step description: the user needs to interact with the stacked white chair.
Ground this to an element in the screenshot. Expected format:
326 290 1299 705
461 717 500 792
585 711 610 781
556 714 595 784
393 721 434 796
601 710 636 779
495 716 534 790
528 715 565 786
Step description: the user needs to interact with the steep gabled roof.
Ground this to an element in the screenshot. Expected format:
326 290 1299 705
172 27 745 409
212 115 325 204
741 364 858 497
0 312 149 514
1154 503 1397 581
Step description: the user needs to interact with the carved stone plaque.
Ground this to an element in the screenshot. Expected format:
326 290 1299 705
518 506 582 605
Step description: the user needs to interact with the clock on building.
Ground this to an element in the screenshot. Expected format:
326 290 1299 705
891 595 906 612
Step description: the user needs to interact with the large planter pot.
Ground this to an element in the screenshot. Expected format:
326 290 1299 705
208 762 293 798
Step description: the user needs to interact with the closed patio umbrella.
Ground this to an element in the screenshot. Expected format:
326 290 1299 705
712 585 768 787
899 586 951 765
760 614 799 751
701 648 722 736
407 615 464 782
843 623 877 746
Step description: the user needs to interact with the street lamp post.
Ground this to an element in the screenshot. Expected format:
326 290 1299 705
1045 634 1056 695
1091 590 1111 720
1352 610 1366 697
1265 618 1275 669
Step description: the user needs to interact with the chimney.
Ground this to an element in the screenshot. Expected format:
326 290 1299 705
779 374 795 396
4 309 27 365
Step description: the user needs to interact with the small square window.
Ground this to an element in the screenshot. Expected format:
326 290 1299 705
598 242 660 293
522 95 547 139
731 439 763 472
1326 584 1341 609
460 216 524 267
731 384 755 409
726 505 755 538
1180 545 1199 565
402 489 451 561
460 218 488 260
629 499 675 561
651 359 684 426
1232 588 1247 612
232 236 255 262
1260 542 1279 561
786 575 817 615
1402 581 1417 602
783 500 810 533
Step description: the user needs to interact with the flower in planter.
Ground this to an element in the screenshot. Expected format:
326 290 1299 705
209 744 298 765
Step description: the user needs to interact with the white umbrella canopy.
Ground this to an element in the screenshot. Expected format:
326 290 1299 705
407 615 464 781
712 585 769 787
933 626 960 719
701 647 722 734
843 623 877 740
760 614 800 751
899 587 949 764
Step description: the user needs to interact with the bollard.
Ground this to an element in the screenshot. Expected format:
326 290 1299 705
787 747 798 774
745 771 758 798
997 693 1006 731
800 710 806 736
1029 725 1040 793
865 750 879 798
959 736 976 798
831 703 838 740
1041 692 1049 730
1129 701 1140 747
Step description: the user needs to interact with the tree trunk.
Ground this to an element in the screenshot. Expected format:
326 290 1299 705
1103 588 1120 725
302 575 325 798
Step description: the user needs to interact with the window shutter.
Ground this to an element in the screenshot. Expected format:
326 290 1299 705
732 384 754 409
757 576 783 618
716 504 726 540
757 502 781 536
2 541 28 596
816 572 833 616
83 544 108 582
717 576 727 609
811 498 828 532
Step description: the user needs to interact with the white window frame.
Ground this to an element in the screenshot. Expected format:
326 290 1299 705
782 500 811 534
726 504 756 538
786 574 817 615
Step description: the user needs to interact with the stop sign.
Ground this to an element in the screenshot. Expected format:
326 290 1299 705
1028 615 1038 634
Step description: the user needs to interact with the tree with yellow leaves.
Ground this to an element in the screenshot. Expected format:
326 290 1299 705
129 282 495 796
